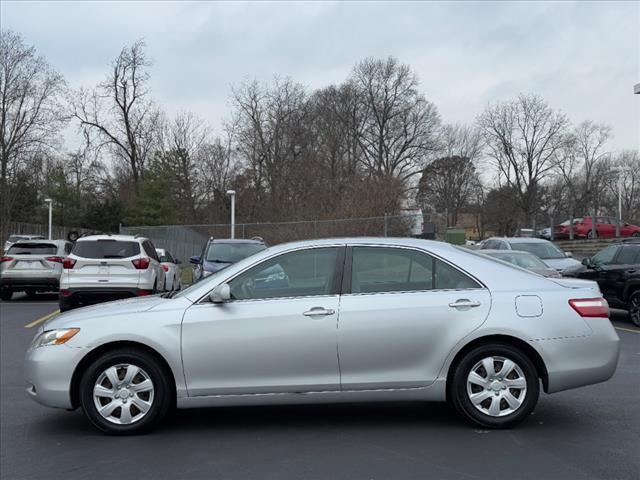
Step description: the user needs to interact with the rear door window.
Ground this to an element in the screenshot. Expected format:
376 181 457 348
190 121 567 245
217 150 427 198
7 243 57 255
72 240 141 259
614 246 640 265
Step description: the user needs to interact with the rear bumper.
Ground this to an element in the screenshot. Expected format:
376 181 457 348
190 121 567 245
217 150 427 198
0 277 59 291
60 287 150 306
537 317 620 393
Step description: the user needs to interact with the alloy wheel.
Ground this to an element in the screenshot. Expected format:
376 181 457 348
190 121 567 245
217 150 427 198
630 293 640 327
92 364 154 425
466 356 527 417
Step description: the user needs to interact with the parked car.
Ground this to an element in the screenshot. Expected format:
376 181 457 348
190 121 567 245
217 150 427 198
156 248 181 291
58 234 165 311
25 237 619 434
538 228 551 240
0 240 72 300
190 238 267 281
554 216 640 239
513 228 535 238
479 250 561 278
479 237 580 272
4 234 45 253
562 242 640 326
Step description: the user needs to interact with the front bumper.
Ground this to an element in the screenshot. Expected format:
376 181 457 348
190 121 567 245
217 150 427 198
24 343 88 410
537 317 620 393
1 276 59 291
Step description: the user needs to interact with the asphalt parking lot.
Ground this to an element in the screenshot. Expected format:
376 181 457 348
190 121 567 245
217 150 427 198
1 294 639 480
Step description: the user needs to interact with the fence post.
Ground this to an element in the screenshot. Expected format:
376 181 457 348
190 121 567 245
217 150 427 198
383 213 388 237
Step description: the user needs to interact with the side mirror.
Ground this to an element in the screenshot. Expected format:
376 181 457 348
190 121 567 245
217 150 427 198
209 284 231 304
189 255 200 265
581 257 591 267
175 258 181 265
565 252 573 258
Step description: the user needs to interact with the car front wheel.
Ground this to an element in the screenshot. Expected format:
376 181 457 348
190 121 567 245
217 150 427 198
450 344 540 428
628 290 640 327
79 348 172 435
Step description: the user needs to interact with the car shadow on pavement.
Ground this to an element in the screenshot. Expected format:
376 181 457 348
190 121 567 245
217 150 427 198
27 400 586 437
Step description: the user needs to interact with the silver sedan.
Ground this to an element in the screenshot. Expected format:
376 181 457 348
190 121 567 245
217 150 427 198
24 238 620 434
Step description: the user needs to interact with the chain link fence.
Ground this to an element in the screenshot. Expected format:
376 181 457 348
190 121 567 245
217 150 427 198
119 213 448 263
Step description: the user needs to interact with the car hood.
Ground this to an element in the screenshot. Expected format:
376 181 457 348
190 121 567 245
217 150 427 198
541 257 582 271
44 295 167 330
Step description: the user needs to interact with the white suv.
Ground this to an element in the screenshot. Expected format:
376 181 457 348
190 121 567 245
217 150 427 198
59 235 165 311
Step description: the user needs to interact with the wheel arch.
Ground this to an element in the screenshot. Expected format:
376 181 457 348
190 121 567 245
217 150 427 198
69 340 177 409
445 334 549 396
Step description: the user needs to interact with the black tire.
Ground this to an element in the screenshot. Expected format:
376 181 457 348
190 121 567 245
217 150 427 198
628 290 640 328
633 232 640 238
59 298 76 312
450 343 540 429
0 289 12 301
79 347 172 435
587 229 595 239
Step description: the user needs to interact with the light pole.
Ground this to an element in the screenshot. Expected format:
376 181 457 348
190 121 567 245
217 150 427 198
44 198 53 240
226 190 236 239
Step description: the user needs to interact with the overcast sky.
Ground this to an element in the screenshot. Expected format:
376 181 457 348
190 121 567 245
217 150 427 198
2 0 639 152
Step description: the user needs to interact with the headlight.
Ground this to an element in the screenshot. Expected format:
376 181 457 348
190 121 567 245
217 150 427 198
32 328 80 348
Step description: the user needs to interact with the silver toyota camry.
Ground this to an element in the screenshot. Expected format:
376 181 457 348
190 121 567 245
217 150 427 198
24 238 620 435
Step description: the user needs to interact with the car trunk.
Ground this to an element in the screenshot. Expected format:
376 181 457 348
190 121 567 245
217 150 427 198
1 243 59 277
69 240 141 288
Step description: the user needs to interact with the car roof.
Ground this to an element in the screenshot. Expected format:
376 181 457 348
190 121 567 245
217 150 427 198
265 237 459 253
209 238 265 244
480 249 534 255
490 237 550 244
76 234 145 242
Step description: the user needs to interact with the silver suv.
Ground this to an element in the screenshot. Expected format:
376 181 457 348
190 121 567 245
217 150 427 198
0 239 72 300
59 235 165 311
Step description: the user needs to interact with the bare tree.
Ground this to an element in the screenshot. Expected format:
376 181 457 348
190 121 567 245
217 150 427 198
72 39 160 191
351 57 440 183
478 94 569 227
0 30 66 237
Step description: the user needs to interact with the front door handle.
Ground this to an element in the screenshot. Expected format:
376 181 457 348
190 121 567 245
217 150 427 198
303 307 335 317
448 299 481 309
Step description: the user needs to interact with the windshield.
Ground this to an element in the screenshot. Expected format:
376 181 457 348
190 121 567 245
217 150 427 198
509 242 565 259
7 243 57 255
560 218 583 225
205 243 266 263
487 252 547 269
73 240 141 259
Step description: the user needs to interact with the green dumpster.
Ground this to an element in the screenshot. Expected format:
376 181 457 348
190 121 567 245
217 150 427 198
446 228 466 245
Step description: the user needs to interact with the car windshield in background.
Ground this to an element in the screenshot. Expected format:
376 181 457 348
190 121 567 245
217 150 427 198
488 252 548 269
205 243 266 263
72 240 140 259
7 243 57 255
510 242 565 259
159 255 172 263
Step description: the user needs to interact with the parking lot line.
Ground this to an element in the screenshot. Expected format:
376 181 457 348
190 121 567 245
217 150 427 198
24 310 59 329
614 326 640 334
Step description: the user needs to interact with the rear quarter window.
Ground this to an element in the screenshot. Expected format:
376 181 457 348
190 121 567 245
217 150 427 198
72 240 141 259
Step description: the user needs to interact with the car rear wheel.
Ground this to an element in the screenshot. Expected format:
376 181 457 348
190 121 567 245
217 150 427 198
0 288 12 301
450 344 539 428
633 232 640 238
628 290 640 327
79 348 172 435
587 229 595 239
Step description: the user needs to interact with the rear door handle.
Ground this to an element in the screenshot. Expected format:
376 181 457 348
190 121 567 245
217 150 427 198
448 299 481 309
303 307 335 317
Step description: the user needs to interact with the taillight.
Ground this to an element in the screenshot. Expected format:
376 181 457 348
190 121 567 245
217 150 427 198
46 256 63 263
62 257 76 269
132 258 150 270
0 256 13 263
568 298 609 318
137 289 152 296
161 264 169 272
60 289 71 297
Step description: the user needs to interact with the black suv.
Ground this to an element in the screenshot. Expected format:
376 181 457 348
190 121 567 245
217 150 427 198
562 242 640 326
